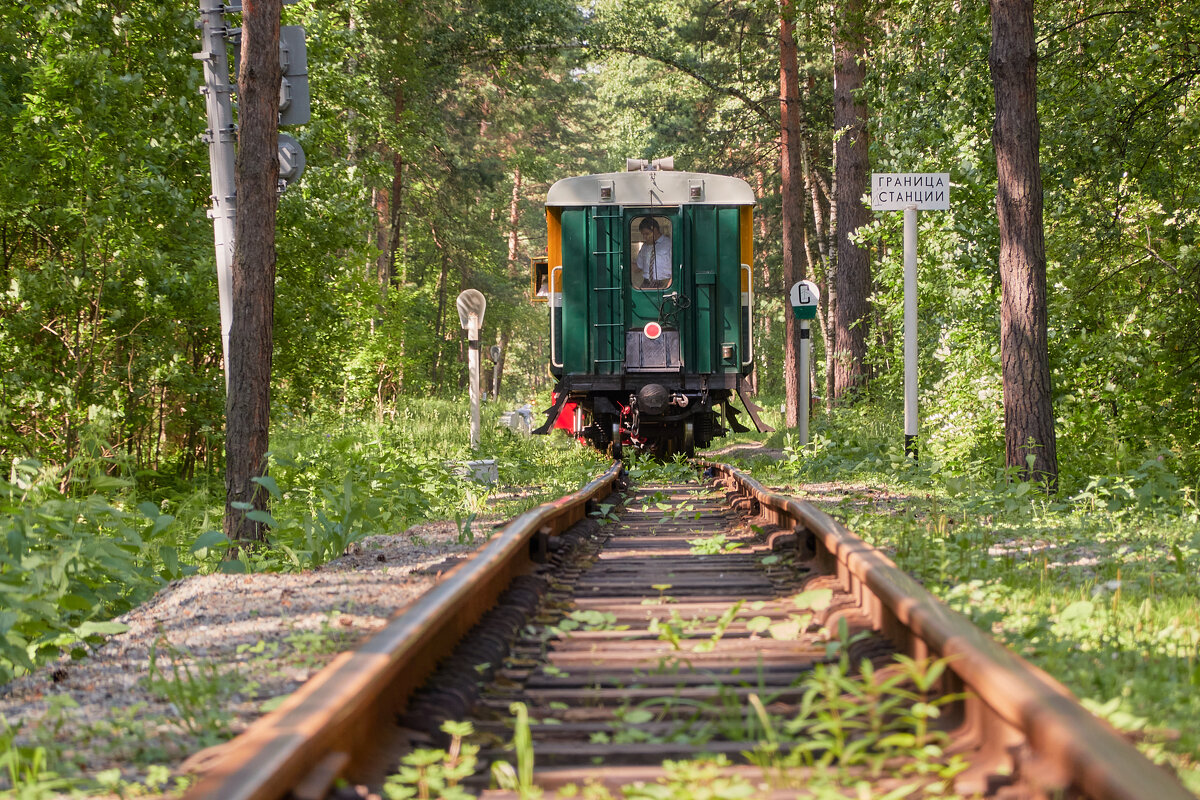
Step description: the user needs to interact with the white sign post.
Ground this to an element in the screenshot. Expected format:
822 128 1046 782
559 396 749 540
870 173 951 459
789 280 820 447
903 208 918 459
456 290 487 450
870 173 950 211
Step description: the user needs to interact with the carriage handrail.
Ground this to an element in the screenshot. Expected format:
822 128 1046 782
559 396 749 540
741 263 753 367
550 265 563 368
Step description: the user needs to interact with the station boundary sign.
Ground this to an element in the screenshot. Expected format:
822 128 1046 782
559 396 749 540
869 171 952 460
871 173 950 211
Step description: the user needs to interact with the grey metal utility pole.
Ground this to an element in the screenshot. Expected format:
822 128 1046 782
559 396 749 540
196 0 236 391
195 2 309 394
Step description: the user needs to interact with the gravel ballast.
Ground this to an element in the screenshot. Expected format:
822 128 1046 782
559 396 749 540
0 521 483 793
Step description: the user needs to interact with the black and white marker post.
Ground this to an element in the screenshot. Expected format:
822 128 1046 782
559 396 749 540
788 280 820 446
457 290 488 450
870 172 951 461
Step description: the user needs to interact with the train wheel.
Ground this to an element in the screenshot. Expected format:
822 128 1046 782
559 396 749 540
611 422 622 460
681 422 695 457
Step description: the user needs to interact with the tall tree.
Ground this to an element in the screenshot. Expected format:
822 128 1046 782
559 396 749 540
225 0 282 541
494 165 523 398
779 0 806 428
989 0 1058 487
831 0 870 400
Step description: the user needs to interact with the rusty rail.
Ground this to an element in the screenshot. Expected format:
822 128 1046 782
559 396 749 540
183 462 624 800
705 460 1192 800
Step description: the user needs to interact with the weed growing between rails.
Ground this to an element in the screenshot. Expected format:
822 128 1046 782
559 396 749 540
623 451 702 486
408 648 971 798
384 720 480 800
711 404 1200 791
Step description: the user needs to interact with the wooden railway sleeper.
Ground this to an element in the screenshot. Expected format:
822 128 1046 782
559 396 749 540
181 461 1195 800
292 752 351 800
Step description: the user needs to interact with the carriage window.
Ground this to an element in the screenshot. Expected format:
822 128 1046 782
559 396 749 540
631 216 673 290
530 256 549 302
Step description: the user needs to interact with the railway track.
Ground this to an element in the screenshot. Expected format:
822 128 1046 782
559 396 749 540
184 461 1193 800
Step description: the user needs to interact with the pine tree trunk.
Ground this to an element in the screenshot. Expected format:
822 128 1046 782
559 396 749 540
507 167 522 272
825 135 839 412
989 0 1058 488
832 0 871 401
373 186 390 291
386 88 405 285
225 0 281 543
492 167 522 399
431 223 450 387
780 4 806 428
801 144 834 410
752 170 771 394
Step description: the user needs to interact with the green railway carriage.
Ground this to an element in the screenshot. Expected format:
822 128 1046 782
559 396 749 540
532 165 772 456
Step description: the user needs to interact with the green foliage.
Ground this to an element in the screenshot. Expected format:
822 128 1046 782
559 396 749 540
0 0 602 476
0 1 223 469
736 407 1200 787
589 502 620 526
486 652 970 796
383 720 479 800
0 401 607 684
211 407 607 570
686 533 742 555
620 756 756 799
0 461 174 684
860 0 1200 483
0 715 74 799
2 0 1199 787
1 693 193 796
625 453 699 486
490 702 538 798
144 640 238 744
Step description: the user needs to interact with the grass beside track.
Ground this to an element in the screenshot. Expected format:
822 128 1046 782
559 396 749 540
712 404 1200 794
0 398 607 796
4 396 1198 796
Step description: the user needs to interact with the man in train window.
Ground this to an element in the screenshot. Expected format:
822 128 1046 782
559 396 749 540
634 216 672 290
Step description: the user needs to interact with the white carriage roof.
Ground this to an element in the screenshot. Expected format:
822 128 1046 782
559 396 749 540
546 171 756 207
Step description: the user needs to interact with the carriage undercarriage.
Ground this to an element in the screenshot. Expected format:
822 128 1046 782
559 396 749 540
534 374 770 459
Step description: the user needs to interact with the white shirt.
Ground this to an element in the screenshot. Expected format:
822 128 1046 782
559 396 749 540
636 235 672 284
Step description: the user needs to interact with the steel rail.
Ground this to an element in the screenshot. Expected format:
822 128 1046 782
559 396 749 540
705 460 1192 800
183 461 624 800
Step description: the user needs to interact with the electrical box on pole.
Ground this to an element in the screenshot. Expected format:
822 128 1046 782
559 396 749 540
277 26 309 127
228 22 308 189
276 132 306 186
275 25 308 190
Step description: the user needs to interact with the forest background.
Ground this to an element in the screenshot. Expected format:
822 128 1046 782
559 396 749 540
1 0 1200 788
2 0 1197 488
